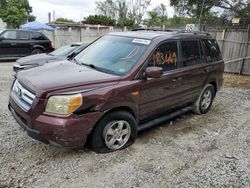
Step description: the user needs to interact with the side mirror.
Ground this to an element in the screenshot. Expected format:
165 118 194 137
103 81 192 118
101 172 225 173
67 52 75 60
145 66 163 79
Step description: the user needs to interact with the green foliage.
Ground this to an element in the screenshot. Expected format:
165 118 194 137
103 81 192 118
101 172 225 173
170 0 249 19
145 3 168 26
146 11 161 26
82 15 116 26
0 0 36 28
164 16 198 25
95 0 117 20
95 0 151 26
55 17 75 23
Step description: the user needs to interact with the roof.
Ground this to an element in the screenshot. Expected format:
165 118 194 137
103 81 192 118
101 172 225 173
3 29 43 33
108 31 174 40
108 30 212 40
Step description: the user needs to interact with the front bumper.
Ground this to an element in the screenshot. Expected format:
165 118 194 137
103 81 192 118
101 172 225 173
9 106 49 144
9 96 102 148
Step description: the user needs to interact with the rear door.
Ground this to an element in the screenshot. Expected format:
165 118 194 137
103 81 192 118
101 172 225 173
173 39 208 105
0 30 19 57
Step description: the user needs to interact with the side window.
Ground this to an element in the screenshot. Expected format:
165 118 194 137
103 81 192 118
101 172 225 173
148 41 178 72
31 32 45 40
1 31 17 40
181 40 201 67
203 39 222 62
17 31 30 40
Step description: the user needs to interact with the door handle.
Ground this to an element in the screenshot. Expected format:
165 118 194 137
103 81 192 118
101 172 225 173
10 43 17 46
204 67 212 73
172 77 182 82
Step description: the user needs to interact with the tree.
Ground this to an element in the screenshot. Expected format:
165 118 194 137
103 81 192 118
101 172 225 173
0 0 36 28
146 11 161 26
165 15 198 25
0 0 6 7
145 4 168 26
95 0 151 26
154 3 168 23
82 15 116 26
117 0 128 26
170 0 249 19
96 0 117 20
55 17 75 23
129 0 151 25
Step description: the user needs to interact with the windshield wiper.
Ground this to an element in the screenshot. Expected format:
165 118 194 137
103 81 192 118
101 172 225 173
73 58 81 64
73 58 118 75
81 63 108 73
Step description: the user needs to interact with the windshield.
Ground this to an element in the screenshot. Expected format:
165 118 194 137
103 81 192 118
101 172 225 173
50 45 79 56
74 35 150 76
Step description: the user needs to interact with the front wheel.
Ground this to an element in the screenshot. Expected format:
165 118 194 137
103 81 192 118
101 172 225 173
193 84 215 114
89 111 137 153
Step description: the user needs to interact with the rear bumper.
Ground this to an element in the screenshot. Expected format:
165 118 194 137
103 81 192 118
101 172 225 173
45 48 54 53
9 96 102 148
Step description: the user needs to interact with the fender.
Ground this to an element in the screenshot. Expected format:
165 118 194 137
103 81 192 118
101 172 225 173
95 95 140 123
31 45 45 52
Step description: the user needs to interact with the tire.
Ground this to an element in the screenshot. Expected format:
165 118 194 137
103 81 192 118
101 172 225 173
89 111 137 153
193 84 215 114
31 48 43 55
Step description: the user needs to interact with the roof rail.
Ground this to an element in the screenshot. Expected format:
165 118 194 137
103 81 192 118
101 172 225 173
131 28 173 32
177 30 211 36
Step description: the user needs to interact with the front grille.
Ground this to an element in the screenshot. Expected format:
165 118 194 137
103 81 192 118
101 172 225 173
11 80 36 111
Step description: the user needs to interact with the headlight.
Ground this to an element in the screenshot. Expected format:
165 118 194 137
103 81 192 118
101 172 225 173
31 63 39 68
45 94 82 115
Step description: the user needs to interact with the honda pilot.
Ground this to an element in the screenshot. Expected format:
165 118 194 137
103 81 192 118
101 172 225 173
9 30 224 153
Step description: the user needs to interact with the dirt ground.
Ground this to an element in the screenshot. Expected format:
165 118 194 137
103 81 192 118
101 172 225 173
0 62 250 188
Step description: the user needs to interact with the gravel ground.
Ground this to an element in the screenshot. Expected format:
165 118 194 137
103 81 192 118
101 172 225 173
0 62 250 188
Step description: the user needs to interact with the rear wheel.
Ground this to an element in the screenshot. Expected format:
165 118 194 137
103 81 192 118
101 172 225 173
31 48 43 55
193 84 215 114
90 111 137 153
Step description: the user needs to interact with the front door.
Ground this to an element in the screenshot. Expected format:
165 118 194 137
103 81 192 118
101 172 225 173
137 40 183 121
0 30 19 57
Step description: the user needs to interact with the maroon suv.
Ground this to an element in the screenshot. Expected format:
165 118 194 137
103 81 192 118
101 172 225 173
9 31 224 153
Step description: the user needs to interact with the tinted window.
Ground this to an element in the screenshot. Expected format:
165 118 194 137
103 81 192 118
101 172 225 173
203 39 222 62
148 41 178 72
31 32 45 40
181 40 201 67
1 31 17 40
18 31 30 40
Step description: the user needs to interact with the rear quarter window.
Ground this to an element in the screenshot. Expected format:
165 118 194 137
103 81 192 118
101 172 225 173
203 39 222 62
31 32 46 40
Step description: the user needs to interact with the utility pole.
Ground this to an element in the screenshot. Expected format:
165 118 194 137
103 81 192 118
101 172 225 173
198 0 206 31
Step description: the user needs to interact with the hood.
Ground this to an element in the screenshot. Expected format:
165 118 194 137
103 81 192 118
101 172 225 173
17 54 64 65
17 60 120 97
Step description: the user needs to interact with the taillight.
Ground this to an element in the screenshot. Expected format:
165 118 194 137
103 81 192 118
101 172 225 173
48 42 53 49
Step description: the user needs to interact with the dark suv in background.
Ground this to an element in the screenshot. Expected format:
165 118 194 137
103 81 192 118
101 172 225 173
13 42 89 72
0 29 54 59
9 30 224 153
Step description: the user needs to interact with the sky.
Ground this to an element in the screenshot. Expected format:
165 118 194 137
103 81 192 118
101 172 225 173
29 0 175 23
